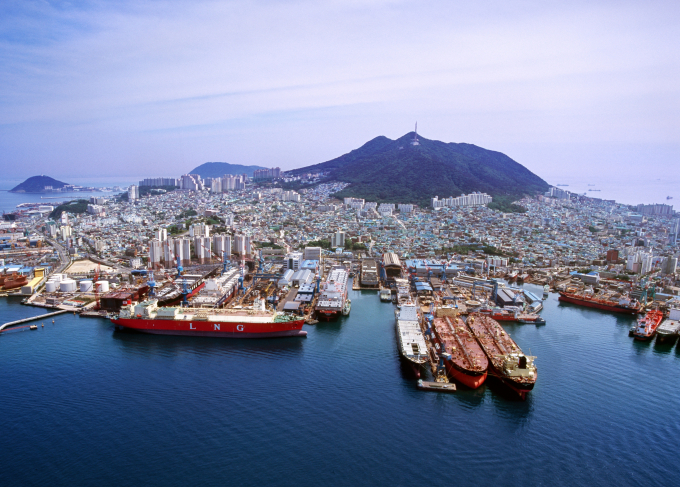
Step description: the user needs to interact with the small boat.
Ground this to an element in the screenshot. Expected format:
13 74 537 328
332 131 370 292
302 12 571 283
342 299 351 316
29 324 38 330
516 313 546 325
632 309 664 341
379 289 392 302
543 285 550 297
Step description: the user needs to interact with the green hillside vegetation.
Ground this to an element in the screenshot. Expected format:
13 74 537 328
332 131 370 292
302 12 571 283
10 175 69 193
49 199 89 219
289 133 548 211
189 162 268 178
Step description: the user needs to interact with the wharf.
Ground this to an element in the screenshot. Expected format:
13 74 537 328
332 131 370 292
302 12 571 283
0 309 69 332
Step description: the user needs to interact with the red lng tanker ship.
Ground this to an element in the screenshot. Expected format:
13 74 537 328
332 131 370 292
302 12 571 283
111 297 306 338
431 313 488 389
558 291 640 314
467 313 537 400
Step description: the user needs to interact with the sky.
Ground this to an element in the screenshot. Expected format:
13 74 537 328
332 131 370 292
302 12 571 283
1 0 678 184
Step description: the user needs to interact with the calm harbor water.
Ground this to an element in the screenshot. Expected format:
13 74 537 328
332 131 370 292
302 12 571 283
0 177 141 214
1 283 679 487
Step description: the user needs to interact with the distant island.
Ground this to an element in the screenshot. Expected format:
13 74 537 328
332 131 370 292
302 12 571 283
288 132 549 211
189 162 268 178
10 175 69 193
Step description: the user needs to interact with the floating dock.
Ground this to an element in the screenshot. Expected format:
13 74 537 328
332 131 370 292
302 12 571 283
0 309 69 332
417 380 457 392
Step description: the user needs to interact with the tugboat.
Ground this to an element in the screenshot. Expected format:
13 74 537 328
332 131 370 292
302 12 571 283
632 309 664 341
342 298 351 316
515 312 546 325
467 313 537 400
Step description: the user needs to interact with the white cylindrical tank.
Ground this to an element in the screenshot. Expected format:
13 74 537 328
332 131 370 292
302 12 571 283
51 274 65 282
60 279 77 292
45 281 57 293
79 280 93 292
96 281 110 293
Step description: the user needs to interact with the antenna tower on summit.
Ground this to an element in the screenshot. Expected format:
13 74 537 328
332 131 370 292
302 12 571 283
411 122 420 146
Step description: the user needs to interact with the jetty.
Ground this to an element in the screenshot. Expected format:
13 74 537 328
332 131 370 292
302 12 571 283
0 309 69 332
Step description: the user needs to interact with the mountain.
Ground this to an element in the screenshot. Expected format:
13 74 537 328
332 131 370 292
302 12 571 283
289 132 549 209
10 175 69 193
189 162 268 178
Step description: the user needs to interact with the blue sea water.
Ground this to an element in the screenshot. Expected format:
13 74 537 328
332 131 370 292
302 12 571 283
0 177 141 214
1 283 679 487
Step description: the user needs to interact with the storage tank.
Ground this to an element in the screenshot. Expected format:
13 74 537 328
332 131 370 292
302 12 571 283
60 279 77 292
79 280 93 292
95 281 110 293
45 281 57 293
51 273 64 282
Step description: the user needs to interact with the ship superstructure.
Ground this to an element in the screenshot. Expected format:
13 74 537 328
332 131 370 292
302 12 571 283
467 313 537 400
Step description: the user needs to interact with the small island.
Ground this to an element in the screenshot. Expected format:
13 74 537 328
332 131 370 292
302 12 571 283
10 175 69 193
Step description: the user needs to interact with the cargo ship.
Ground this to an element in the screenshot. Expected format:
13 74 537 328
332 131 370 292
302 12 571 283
315 266 348 320
632 309 664 341
430 311 488 388
467 313 537 400
395 302 428 377
558 291 641 314
1 273 28 290
656 308 680 343
111 296 306 338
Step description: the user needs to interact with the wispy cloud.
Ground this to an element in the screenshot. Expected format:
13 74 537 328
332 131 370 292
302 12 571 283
0 0 678 178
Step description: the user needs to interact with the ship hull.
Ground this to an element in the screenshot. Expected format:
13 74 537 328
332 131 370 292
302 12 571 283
399 355 426 378
316 309 341 321
444 361 487 389
157 282 206 306
558 294 639 314
656 333 678 344
111 317 307 338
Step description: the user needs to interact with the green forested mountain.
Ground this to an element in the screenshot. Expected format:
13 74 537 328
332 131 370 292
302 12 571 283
290 132 549 209
10 175 69 193
189 162 267 178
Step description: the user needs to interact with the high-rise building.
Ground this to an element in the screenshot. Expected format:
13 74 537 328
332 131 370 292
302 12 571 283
139 177 178 187
155 228 167 242
163 238 175 265
234 234 251 256
253 167 282 180
179 174 204 191
195 236 212 263
128 185 139 201
331 231 346 248
149 239 162 270
189 223 210 238
173 238 191 266
213 235 231 260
